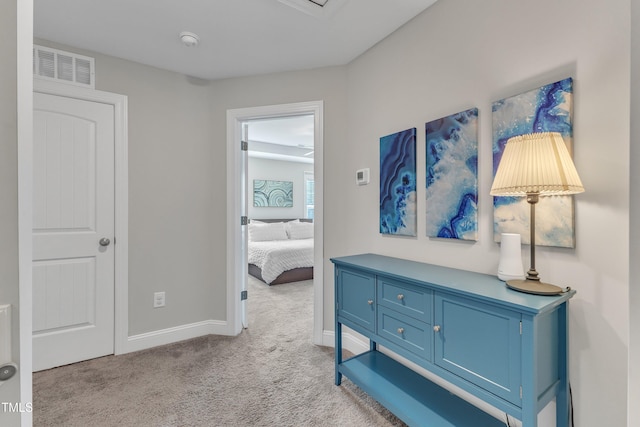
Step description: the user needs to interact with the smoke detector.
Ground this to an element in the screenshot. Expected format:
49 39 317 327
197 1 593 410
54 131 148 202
179 32 200 47
278 0 347 18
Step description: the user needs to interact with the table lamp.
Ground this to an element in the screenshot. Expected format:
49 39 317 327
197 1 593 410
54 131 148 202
490 132 584 295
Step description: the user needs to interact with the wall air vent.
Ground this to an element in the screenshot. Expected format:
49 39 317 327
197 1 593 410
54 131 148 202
278 0 346 18
33 45 95 88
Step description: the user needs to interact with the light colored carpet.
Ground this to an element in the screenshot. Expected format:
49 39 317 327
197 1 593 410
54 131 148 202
33 276 405 426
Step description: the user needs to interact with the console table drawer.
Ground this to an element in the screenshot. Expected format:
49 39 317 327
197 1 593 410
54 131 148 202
378 276 432 321
378 306 431 360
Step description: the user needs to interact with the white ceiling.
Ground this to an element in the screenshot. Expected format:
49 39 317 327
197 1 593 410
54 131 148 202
34 0 437 162
33 0 438 81
247 115 315 164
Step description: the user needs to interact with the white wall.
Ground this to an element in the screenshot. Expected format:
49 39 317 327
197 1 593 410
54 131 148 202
0 1 22 425
630 0 639 424
31 39 347 338
33 39 223 335
248 157 312 220
325 0 629 425
97 59 222 335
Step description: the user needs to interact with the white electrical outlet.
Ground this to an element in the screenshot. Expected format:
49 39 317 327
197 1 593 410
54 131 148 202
153 292 166 308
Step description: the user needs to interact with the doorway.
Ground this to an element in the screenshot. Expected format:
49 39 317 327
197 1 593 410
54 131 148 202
244 115 315 327
226 101 324 343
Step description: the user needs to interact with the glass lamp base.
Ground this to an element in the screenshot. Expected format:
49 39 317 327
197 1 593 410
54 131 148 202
505 279 563 296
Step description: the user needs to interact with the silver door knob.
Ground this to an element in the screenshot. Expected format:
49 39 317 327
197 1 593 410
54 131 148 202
433 325 441 332
367 299 374 305
99 238 111 247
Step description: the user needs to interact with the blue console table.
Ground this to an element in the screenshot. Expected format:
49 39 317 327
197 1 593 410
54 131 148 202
332 253 575 427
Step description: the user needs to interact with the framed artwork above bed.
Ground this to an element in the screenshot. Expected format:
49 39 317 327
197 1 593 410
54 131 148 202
253 180 293 207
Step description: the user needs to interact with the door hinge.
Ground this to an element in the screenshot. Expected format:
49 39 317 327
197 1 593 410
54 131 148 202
241 140 248 151
241 216 249 225
520 321 522 335
241 290 248 301
520 386 523 399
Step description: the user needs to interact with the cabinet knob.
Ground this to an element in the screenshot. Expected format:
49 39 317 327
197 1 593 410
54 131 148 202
433 325 441 332
397 327 404 335
397 294 404 301
367 299 374 305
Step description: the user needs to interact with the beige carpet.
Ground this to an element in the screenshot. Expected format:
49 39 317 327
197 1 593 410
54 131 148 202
33 276 405 426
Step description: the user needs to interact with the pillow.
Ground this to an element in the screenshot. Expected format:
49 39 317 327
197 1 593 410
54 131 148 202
288 221 313 240
284 219 299 238
248 222 288 242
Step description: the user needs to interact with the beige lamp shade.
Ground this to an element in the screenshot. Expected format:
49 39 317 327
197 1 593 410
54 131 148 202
490 132 585 196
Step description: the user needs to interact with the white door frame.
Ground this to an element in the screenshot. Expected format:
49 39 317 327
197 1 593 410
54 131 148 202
29 80 129 355
226 101 324 344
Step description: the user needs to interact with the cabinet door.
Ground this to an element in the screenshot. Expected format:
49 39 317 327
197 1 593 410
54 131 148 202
434 292 522 406
337 268 376 332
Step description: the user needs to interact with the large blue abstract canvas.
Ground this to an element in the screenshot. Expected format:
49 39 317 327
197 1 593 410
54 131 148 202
380 128 417 236
492 77 574 247
425 108 478 241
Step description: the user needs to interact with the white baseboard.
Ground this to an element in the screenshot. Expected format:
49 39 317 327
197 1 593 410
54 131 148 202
121 319 229 354
321 329 369 354
120 323 367 361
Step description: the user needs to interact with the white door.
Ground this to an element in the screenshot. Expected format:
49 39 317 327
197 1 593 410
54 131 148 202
32 92 115 371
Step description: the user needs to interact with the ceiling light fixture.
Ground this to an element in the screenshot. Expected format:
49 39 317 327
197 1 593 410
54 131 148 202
179 31 200 47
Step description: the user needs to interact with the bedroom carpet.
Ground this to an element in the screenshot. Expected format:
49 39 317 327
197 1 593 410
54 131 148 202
32 276 405 426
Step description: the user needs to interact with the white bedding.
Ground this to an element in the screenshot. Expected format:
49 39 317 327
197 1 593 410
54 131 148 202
248 238 314 284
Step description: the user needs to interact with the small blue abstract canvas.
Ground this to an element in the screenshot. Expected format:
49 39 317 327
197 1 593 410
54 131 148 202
492 77 574 247
380 128 417 236
425 108 478 241
253 180 293 207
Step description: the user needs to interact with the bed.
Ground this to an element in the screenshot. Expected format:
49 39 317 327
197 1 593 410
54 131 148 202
248 218 314 285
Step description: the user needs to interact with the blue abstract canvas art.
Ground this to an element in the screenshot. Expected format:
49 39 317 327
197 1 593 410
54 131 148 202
380 128 417 236
492 77 574 247
425 108 478 241
253 180 293 207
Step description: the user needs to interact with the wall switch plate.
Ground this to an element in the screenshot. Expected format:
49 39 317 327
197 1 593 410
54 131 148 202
0 305 11 365
356 168 370 185
153 292 166 308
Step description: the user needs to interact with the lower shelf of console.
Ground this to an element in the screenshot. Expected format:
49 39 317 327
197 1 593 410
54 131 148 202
338 350 504 427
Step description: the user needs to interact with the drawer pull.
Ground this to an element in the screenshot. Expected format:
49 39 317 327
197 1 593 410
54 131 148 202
433 325 441 332
367 299 374 305
397 294 404 301
397 327 405 335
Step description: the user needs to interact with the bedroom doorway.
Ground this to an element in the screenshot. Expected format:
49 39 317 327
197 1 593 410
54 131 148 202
226 101 324 344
